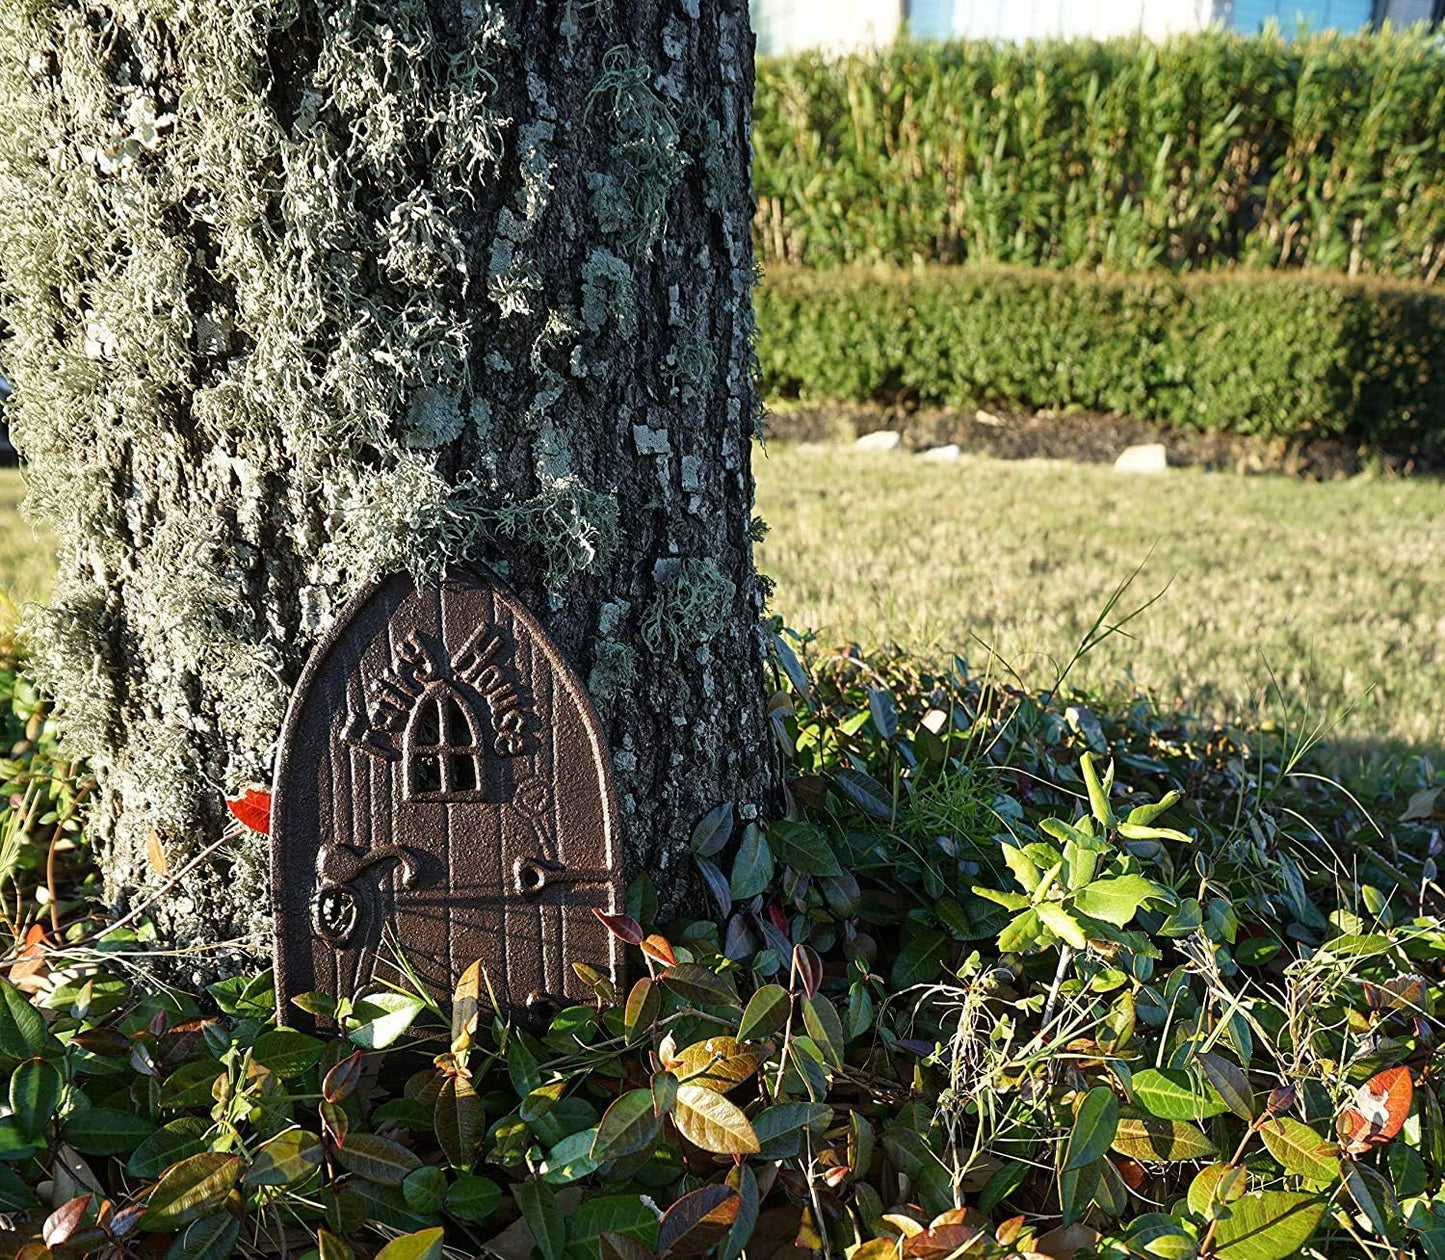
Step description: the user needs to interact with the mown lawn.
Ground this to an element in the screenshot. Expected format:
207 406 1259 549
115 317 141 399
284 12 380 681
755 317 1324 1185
0 467 50 615
0 457 1441 756
755 443 1445 756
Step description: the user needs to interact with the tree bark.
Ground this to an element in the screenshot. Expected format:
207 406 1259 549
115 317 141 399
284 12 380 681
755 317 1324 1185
0 0 770 980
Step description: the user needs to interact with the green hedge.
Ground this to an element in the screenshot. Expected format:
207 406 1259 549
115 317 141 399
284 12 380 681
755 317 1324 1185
756 266 1445 448
753 29 1445 280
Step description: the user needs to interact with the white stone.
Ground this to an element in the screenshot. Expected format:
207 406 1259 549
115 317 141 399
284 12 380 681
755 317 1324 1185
918 444 961 462
854 430 901 451
1114 443 1168 473
975 408 1004 426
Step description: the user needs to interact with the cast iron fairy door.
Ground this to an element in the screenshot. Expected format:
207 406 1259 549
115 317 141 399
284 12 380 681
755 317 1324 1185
271 569 623 1026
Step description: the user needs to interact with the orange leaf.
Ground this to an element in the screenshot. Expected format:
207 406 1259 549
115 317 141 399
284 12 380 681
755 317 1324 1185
641 934 677 966
1339 1065 1413 1154
226 788 271 834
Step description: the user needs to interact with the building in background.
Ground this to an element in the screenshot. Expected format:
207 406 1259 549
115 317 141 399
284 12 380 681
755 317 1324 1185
751 0 1440 55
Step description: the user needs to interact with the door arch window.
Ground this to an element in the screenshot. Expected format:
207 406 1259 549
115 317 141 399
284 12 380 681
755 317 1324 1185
405 683 487 801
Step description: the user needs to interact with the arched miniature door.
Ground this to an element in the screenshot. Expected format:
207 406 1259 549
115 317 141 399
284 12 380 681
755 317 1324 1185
271 569 623 1027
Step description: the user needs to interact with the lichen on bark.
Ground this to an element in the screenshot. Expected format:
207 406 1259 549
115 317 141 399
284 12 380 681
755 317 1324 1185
0 0 770 977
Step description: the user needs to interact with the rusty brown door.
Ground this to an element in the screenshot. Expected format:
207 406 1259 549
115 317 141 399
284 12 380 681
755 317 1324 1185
271 569 622 1026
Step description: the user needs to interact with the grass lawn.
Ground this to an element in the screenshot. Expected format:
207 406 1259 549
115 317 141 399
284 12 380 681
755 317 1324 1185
755 443 1445 758
0 457 1440 757
0 467 51 615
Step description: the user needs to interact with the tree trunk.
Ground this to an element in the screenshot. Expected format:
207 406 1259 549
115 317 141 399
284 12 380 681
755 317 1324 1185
0 0 770 980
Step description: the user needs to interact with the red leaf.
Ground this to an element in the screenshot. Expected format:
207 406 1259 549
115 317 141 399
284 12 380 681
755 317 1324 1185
226 787 271 834
593 908 644 946
792 944 822 999
324 1050 363 1104
1339 1066 1413 1154
44 1196 91 1247
657 1185 739 1257
108 1203 147 1240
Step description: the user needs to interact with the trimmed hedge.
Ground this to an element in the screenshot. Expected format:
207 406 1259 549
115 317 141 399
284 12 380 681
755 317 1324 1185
754 29 1445 280
756 266 1445 449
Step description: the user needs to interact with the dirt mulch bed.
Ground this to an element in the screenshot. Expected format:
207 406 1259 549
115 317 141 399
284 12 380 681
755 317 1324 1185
763 402 1440 479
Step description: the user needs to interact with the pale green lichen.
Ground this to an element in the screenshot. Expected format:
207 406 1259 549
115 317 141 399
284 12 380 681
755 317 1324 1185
584 45 687 256
588 638 637 704
580 247 634 335
641 558 736 661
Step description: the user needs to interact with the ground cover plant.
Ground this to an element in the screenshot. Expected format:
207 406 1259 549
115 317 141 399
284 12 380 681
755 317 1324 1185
753 28 1445 278
0 608 1440 1259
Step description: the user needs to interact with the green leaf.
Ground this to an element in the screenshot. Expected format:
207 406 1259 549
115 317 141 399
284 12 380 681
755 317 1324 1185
62 1107 157 1156
161 1059 225 1108
1117 821 1194 844
349 993 426 1050
1058 1159 1100 1228
1131 1068 1230 1121
1064 1086 1118 1171
0 1117 39 1161
567 1194 661 1260
165 1211 241 1260
434 1074 484 1170
141 1153 242 1231
347 1180 437 1234
1259 1117 1340 1184
768 820 843 875
0 1163 38 1212
1001 844 1041 893
691 803 734 858
519 1179 566 1260
661 964 738 1008
997 908 1042 953
540 1129 601 1184
10 1058 61 1137
738 984 790 1041
1342 1163 1402 1244
1037 902 1088 948
245 1129 323 1187
507 1035 541 1097
128 1118 212 1180
1127 791 1182 826
0 978 62 1060
1187 1163 1247 1218
402 1166 447 1216
249 1028 323 1078
1110 1115 1217 1162
675 1084 760 1154
752 1102 830 1156
978 1160 1030 1214
444 1174 501 1222
832 770 892 823
729 824 773 900
374 1227 445 1260
1197 1052 1255 1121
1212 1191 1326 1258
890 929 947 988
1073 875 1173 927
802 995 844 1069
591 1090 661 1162
1080 752 1115 827
334 1133 423 1186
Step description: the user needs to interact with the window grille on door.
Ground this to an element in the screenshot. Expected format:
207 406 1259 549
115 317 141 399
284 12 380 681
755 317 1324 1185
405 683 486 800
